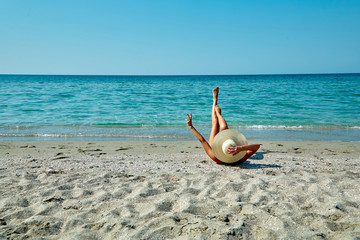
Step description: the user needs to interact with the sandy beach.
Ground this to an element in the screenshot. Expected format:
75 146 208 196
0 140 359 239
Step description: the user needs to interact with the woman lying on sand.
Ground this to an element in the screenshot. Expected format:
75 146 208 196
185 87 260 164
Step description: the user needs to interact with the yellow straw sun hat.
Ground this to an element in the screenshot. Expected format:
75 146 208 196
211 129 248 163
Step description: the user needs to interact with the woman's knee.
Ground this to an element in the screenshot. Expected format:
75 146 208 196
220 124 229 131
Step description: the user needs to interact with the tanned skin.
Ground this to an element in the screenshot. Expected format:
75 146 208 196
185 87 260 164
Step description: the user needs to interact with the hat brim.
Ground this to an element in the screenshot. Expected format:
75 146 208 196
211 129 248 163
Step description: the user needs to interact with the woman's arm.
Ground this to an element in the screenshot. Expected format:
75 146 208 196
227 144 261 156
227 144 261 163
185 114 222 163
185 114 206 143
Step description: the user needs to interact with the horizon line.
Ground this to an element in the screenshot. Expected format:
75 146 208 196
0 72 359 77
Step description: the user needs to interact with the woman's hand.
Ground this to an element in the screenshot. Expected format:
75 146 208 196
185 114 193 128
227 145 243 156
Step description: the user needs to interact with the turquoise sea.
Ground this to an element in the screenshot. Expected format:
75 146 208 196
0 74 359 141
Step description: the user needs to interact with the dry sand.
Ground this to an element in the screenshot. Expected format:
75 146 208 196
0 140 359 240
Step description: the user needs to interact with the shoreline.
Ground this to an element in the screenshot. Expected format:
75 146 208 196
1 126 360 142
1 140 359 239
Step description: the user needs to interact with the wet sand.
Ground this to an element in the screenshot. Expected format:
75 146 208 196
0 140 359 239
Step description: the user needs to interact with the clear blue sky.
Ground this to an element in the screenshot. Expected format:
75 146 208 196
1 0 359 75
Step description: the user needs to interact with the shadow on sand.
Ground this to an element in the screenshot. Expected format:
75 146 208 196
222 151 283 169
249 151 286 160
236 161 282 169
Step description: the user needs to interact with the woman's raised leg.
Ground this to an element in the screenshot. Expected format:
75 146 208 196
209 87 220 147
215 105 229 131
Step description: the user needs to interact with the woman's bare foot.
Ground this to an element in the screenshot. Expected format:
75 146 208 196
213 87 219 105
213 87 219 99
